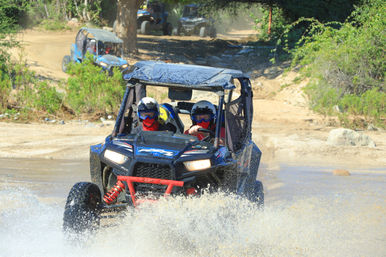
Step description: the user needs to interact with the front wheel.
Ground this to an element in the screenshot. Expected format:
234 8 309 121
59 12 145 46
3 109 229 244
62 55 71 73
209 27 217 38
63 182 102 234
163 22 172 35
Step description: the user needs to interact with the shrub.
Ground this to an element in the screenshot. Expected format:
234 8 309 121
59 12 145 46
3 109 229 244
65 55 125 116
288 0 385 127
6 61 64 117
38 19 70 31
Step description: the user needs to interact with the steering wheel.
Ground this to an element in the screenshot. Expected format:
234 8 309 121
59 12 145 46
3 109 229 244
197 128 215 142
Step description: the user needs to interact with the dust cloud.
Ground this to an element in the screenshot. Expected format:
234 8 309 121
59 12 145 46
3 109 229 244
213 4 262 35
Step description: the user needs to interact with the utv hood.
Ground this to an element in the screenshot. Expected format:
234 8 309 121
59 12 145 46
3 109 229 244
97 54 126 66
112 131 211 160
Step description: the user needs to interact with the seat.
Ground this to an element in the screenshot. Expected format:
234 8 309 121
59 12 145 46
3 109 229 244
160 103 184 133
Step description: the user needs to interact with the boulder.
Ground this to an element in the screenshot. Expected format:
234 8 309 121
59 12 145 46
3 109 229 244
333 169 351 176
327 128 376 148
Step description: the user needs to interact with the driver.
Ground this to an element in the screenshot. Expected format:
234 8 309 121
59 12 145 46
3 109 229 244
132 97 176 133
184 100 225 142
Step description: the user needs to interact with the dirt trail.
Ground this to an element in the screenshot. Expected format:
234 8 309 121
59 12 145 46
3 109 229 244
3 29 385 169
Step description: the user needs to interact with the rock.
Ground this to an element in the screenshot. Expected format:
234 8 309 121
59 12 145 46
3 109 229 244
367 124 378 131
333 169 351 176
327 128 376 148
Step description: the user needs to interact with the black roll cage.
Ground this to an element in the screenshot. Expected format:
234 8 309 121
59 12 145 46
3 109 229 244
112 78 253 152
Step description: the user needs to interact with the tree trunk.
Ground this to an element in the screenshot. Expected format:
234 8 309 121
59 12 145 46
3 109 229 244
115 0 144 54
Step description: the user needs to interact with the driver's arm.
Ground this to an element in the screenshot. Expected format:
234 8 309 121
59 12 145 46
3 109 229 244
186 125 202 135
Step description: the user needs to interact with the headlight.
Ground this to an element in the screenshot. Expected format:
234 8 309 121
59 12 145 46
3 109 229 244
99 62 108 67
104 150 128 164
184 159 211 171
121 64 128 69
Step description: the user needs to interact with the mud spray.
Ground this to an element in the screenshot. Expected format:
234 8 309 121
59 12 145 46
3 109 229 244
1 171 385 257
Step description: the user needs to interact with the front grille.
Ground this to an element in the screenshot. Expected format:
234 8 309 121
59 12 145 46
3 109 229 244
132 162 173 195
133 162 173 180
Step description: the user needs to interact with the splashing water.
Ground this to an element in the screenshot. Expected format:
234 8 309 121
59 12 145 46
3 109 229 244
0 183 385 257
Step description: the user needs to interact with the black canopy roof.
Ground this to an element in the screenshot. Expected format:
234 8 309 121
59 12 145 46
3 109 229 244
124 61 249 91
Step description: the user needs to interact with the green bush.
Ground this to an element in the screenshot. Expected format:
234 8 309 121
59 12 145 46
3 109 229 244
65 55 125 116
253 6 290 41
5 61 64 116
38 19 70 31
289 0 385 127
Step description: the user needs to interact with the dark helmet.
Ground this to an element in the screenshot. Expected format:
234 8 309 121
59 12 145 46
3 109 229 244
137 97 159 120
191 100 216 123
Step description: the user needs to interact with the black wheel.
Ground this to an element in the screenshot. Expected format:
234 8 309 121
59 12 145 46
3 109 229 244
199 27 207 38
209 27 217 38
63 182 102 234
62 55 71 73
163 22 172 35
140 20 150 35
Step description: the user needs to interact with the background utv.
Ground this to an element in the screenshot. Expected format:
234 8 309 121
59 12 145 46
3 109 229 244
62 27 129 76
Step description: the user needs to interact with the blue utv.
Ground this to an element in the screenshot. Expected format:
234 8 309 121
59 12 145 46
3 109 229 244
62 27 129 76
63 61 264 233
137 1 173 35
173 4 216 38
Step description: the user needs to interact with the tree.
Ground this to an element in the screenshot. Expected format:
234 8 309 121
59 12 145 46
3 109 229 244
114 0 144 53
200 0 360 22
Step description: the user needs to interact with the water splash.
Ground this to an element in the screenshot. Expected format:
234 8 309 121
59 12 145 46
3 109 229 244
0 187 385 257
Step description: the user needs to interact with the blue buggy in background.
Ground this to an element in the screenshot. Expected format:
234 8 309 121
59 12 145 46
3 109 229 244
62 27 129 76
137 1 173 35
173 4 216 38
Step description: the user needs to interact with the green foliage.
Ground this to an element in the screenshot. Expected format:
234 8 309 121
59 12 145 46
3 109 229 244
0 58 63 117
9 61 63 114
4 0 104 28
38 19 70 31
252 6 289 41
65 55 125 116
0 0 20 110
287 0 385 127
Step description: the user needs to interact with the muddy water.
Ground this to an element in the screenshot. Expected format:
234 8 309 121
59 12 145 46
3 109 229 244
0 158 385 257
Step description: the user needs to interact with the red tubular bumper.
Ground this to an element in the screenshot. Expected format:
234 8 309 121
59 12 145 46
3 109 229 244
117 176 184 207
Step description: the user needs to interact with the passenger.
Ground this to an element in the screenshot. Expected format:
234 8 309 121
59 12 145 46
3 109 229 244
184 100 225 143
133 97 176 133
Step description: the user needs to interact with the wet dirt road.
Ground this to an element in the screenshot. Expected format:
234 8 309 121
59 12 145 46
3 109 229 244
0 158 385 257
